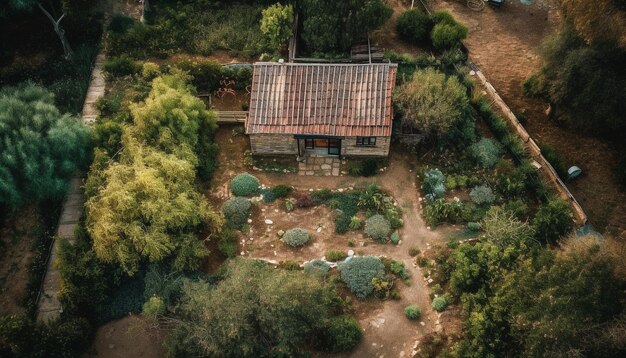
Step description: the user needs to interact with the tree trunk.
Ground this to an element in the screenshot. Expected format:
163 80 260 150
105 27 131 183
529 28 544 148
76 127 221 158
38 3 73 60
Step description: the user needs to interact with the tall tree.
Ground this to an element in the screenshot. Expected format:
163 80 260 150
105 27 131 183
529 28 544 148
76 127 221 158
560 0 626 48
0 83 90 210
2 0 75 58
260 3 294 51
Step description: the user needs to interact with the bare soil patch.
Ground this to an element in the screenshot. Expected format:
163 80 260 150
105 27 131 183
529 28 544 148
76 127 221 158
427 0 626 233
0 206 41 316
83 315 165 358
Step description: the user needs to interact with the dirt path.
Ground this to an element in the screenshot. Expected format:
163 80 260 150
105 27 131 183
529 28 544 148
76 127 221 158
83 315 165 358
211 125 456 357
425 0 626 233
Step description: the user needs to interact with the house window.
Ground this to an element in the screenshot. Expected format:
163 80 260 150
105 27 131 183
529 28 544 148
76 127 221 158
356 137 376 146
305 138 314 149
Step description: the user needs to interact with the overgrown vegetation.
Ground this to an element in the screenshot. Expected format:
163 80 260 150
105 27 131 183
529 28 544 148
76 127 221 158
164 259 361 356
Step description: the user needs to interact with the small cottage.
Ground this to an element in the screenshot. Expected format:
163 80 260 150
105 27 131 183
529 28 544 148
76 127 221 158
246 62 398 158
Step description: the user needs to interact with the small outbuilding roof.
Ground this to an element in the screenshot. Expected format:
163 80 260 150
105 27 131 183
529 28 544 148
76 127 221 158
246 62 397 137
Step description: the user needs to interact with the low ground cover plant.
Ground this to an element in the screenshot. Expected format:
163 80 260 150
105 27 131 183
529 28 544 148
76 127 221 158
282 228 311 247
339 256 385 299
405 304 422 320
304 259 331 275
230 173 261 197
365 214 392 241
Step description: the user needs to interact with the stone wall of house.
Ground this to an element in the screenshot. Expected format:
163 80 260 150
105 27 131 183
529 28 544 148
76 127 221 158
342 136 390 157
249 133 297 155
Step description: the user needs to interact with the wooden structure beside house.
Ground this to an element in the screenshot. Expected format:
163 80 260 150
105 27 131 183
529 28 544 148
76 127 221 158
246 62 397 158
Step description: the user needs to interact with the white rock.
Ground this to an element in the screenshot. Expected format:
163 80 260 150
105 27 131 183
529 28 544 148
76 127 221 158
249 237 254 241
240 251 245 256
338 188 344 192
264 219 273 225
316 227 322 233
348 250 355 257
309 188 314 192
420 321 425 326
247 219 253 223
274 209 279 212
426 226 431 230
273 250 277 256
428 278 434 284
270 244 274 248
261 208 266 212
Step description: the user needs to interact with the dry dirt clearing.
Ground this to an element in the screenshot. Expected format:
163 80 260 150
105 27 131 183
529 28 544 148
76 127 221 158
426 0 625 233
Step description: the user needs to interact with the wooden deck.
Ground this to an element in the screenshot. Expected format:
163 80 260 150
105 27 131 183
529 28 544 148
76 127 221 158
215 111 247 124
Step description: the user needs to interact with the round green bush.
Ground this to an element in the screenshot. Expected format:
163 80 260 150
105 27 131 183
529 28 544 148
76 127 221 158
396 9 433 44
469 185 496 205
222 197 251 229
364 215 391 241
323 315 363 352
338 256 385 299
469 138 502 168
404 304 421 320
422 168 446 200
432 296 448 312
430 22 468 51
303 259 331 275
281 228 311 247
230 173 260 196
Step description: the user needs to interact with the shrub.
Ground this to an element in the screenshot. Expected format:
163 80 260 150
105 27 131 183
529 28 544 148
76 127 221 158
222 197 251 230
326 249 347 262
404 305 421 320
349 216 363 230
322 315 363 352
143 296 165 320
282 228 311 247
409 247 420 256
446 176 458 190
218 228 238 258
304 259 331 275
389 260 410 280
285 198 296 211
430 15 467 51
470 138 502 168
339 256 385 299
279 260 301 270
141 62 161 80
422 168 446 200
365 215 391 241
423 199 465 226
432 296 448 312
390 231 401 245
532 198 573 242
295 192 316 207
230 173 260 196
361 158 380 177
272 184 293 198
261 189 276 203
540 144 567 178
469 185 496 205
104 55 141 77
467 222 481 231
503 199 529 219
432 11 456 25
396 9 433 44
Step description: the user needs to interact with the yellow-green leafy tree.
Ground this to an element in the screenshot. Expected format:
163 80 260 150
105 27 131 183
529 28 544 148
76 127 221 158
86 130 222 275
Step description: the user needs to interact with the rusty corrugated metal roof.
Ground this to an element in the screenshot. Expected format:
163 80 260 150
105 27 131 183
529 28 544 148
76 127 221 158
246 63 397 137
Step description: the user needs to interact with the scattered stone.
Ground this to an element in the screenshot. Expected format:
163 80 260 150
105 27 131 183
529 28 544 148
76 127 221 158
273 250 277 256
274 209 279 213
420 321 425 326
309 188 314 192
426 226 431 230
277 230 285 237
428 278 434 284
247 219 252 223
316 227 322 233
240 251 245 256
264 219 273 225
348 249 355 257
337 188 344 192
261 208 266 212
270 244 274 248
249 237 254 241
